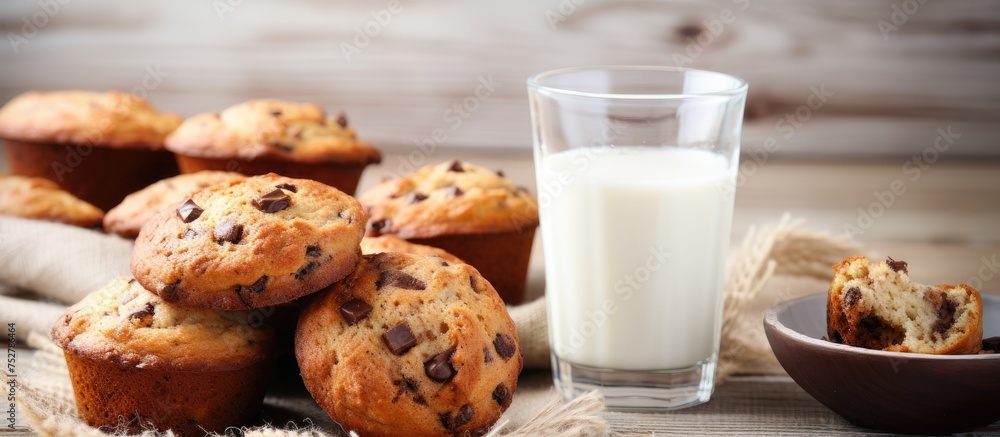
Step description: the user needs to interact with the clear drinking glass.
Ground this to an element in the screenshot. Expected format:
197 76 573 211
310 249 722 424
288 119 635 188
527 66 747 410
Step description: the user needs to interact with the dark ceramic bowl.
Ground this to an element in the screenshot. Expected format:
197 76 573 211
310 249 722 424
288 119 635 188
764 293 1000 434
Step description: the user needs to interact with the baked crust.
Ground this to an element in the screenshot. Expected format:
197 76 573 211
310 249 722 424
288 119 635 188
0 175 104 227
359 160 538 238
0 90 181 148
104 170 245 238
360 234 464 264
164 99 381 165
131 173 367 310
51 277 275 371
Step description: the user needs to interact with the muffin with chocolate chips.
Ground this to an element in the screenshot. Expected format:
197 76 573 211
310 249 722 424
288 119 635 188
164 99 381 194
358 160 539 304
295 252 522 437
51 277 280 435
131 173 367 310
827 255 983 354
0 175 104 228
0 90 181 210
104 170 246 238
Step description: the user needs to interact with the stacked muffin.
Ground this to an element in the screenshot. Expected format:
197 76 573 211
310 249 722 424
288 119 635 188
51 173 523 436
359 160 539 304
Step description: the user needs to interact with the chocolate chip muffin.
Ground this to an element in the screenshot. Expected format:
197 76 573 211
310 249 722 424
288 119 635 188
165 99 381 194
0 175 104 228
131 173 367 310
361 234 464 265
0 90 181 209
827 255 983 354
358 160 538 304
51 277 280 435
296 252 522 437
104 170 246 238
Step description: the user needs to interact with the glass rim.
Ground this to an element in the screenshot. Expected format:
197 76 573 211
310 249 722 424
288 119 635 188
527 65 748 100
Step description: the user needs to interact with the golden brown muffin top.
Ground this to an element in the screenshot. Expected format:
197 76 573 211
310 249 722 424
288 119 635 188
164 99 381 165
359 160 539 239
295 252 521 437
51 277 276 371
104 170 246 238
0 90 181 148
131 173 367 310
360 234 464 264
0 175 104 228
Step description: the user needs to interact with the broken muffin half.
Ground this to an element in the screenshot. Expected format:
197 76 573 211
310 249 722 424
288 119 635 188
827 255 983 355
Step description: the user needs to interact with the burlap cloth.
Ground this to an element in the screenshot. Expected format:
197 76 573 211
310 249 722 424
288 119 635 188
0 214 856 436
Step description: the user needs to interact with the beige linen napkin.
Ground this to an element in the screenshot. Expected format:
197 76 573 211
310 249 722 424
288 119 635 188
0 214 856 436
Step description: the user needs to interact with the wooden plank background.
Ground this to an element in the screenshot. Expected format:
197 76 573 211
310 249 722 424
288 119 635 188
0 0 998 157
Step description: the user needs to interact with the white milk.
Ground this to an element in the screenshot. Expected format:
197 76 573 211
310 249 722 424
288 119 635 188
538 146 735 370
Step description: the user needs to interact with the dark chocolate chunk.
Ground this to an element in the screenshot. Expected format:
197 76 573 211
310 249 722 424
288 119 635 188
392 376 426 405
886 257 908 274
270 109 282 117
370 218 389 235
441 261 449 267
269 141 294 152
440 404 475 430
378 270 427 290
177 199 203 223
448 160 464 172
493 333 516 360
469 275 482 293
305 245 322 257
213 219 243 244
160 281 182 302
295 261 319 280
844 287 860 308
983 337 1000 352
409 192 428 204
128 302 156 327
492 383 511 407
829 330 843 344
496 169 505 177
424 348 457 383
254 189 291 213
339 299 372 325
483 346 494 363
450 186 464 197
235 276 269 296
932 297 957 334
182 229 198 239
335 113 348 128
275 183 297 193
383 322 417 355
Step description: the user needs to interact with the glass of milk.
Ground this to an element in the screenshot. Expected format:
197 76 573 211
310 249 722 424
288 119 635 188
527 66 747 409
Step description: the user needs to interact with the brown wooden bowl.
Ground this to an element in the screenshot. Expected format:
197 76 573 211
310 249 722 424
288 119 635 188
764 293 1000 435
